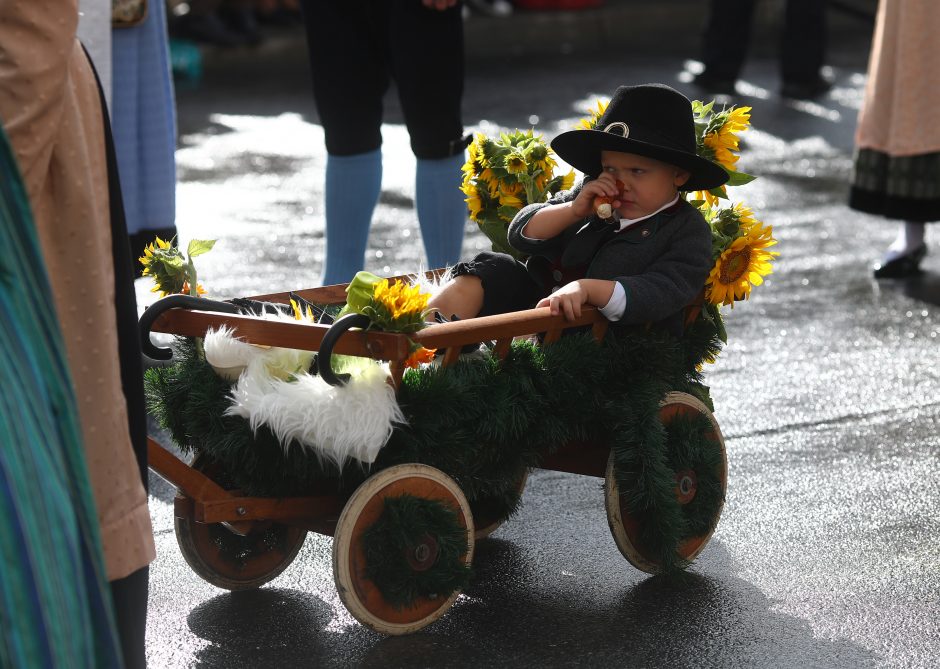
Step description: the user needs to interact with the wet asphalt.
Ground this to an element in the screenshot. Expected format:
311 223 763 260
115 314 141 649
143 9 938 668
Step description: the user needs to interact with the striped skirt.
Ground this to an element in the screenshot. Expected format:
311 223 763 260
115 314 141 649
849 148 940 222
0 127 122 667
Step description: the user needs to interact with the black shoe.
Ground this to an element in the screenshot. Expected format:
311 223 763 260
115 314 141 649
691 71 737 95
781 76 832 100
873 244 927 279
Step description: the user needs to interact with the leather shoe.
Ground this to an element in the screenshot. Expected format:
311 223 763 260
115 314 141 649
781 77 832 100
691 72 737 95
873 244 927 279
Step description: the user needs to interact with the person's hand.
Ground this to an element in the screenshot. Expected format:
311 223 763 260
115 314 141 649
537 281 590 321
569 173 622 219
422 0 458 9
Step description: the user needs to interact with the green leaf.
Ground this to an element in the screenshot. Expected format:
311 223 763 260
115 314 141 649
345 271 383 314
725 171 757 187
187 239 217 257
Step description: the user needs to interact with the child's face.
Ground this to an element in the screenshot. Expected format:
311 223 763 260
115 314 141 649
600 151 691 219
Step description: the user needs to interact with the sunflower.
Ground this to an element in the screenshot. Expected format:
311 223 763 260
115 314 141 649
690 186 727 208
465 190 484 222
576 98 609 130
723 106 751 134
559 169 576 192
505 151 527 175
701 105 751 172
139 236 186 296
497 185 524 214
703 131 739 171
705 221 778 307
363 278 433 333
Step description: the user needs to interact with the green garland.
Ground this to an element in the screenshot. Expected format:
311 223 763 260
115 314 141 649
145 314 725 577
361 494 473 608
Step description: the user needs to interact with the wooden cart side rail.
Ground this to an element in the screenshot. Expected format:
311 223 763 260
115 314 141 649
413 306 609 364
148 309 413 361
247 270 450 306
147 303 608 367
149 438 344 528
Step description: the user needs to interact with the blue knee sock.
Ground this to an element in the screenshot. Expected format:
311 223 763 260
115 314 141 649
416 153 467 269
321 149 382 285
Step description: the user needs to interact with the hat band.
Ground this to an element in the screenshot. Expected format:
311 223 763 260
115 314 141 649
604 122 630 138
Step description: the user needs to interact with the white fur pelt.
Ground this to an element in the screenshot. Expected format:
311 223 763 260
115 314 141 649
205 325 405 467
204 323 314 382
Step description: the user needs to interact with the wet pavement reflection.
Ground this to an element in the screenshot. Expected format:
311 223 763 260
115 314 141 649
144 25 939 669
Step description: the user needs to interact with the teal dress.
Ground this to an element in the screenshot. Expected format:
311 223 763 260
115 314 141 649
0 127 122 667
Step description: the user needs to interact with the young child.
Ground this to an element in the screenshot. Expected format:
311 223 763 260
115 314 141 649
430 83 730 335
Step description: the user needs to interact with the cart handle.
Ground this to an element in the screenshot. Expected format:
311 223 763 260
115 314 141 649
138 294 240 360
316 313 372 386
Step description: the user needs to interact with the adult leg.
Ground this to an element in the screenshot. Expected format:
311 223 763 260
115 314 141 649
780 0 828 91
389 0 468 269
696 0 757 86
300 1 387 285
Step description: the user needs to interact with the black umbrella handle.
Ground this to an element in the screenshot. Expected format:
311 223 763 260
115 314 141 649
316 313 372 386
138 294 240 361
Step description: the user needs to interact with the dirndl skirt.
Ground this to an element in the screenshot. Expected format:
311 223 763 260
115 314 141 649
849 148 940 222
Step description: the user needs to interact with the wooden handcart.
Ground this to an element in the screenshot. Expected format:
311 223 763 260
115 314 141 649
142 274 727 635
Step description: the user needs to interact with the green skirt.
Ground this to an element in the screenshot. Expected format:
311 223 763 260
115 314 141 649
0 127 122 667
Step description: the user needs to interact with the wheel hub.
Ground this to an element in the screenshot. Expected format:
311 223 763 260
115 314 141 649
675 469 698 504
405 533 440 572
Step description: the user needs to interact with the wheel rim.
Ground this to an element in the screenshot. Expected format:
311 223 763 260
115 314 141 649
605 392 727 573
333 464 474 635
175 455 306 590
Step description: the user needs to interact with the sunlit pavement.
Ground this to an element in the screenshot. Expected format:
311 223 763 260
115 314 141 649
143 12 938 668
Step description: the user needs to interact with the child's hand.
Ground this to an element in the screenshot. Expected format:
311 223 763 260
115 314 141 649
537 281 590 321
570 174 623 219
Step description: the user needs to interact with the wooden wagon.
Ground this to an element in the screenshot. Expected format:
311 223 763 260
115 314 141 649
141 273 727 635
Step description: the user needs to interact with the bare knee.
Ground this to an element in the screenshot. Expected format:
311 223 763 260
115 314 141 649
428 275 484 321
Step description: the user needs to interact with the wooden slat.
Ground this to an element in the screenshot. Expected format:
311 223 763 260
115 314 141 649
412 306 605 351
150 309 412 361
542 328 562 344
148 438 229 502
492 337 511 361
539 440 610 478
197 495 345 524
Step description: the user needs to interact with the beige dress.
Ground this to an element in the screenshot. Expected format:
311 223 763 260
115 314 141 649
855 0 940 156
0 0 156 580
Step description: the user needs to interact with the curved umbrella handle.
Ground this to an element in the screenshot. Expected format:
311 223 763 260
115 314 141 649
316 313 372 386
138 294 240 361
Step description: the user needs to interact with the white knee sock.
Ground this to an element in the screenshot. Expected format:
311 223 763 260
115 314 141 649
884 221 926 262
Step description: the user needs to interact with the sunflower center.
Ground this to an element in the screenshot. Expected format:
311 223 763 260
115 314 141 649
719 247 752 284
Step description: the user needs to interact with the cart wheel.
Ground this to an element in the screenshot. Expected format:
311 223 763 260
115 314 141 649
470 469 529 540
174 455 307 590
604 391 727 573
333 464 474 635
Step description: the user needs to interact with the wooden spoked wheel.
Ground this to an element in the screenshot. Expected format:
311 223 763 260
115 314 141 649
174 455 307 590
470 469 529 540
604 392 727 573
332 464 475 635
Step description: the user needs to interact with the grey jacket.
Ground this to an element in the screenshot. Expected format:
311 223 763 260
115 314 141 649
507 182 713 325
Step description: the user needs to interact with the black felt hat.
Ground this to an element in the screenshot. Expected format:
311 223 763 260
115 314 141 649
551 83 729 191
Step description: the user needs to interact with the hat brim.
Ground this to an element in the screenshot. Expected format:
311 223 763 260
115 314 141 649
551 129 730 192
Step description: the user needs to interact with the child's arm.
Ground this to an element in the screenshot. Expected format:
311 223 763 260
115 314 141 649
522 174 622 239
536 278 615 321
